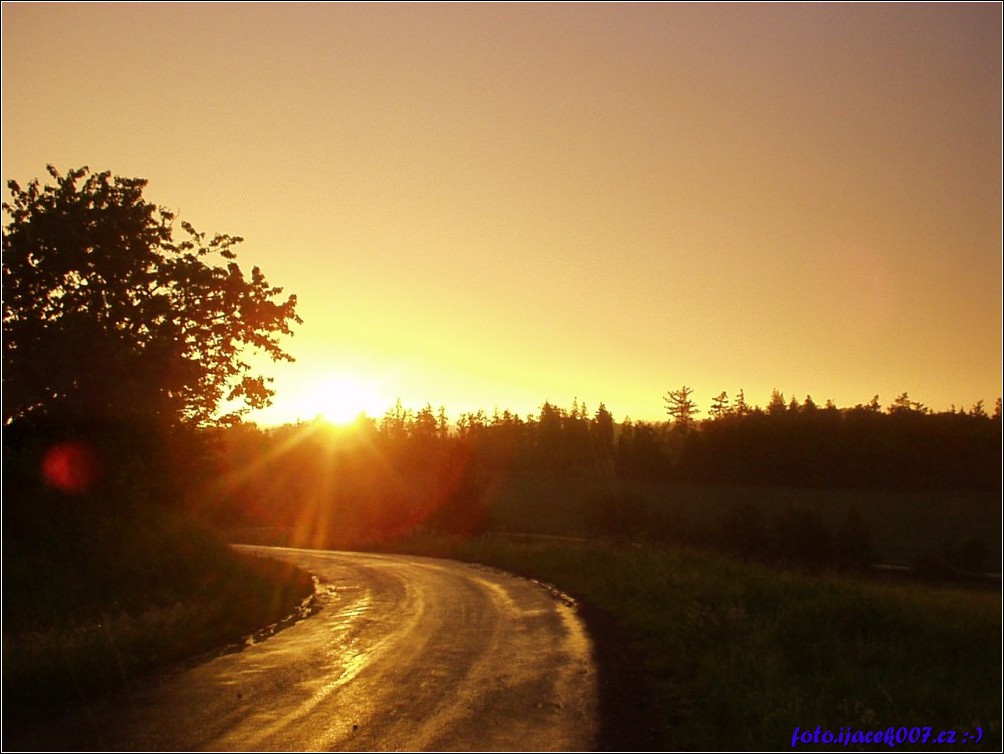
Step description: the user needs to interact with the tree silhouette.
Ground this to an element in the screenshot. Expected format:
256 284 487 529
889 392 926 414
767 389 787 416
536 401 565 463
592 403 615 455
733 388 750 417
3 166 301 427
709 391 730 420
664 386 699 429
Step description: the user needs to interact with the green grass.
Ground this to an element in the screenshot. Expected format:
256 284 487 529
378 532 1002 751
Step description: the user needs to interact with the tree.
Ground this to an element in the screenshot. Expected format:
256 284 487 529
664 385 699 429
412 403 440 440
591 402 615 470
456 409 487 439
536 401 565 462
436 405 450 439
968 400 987 418
889 391 927 414
709 391 730 420
733 388 750 417
381 399 411 441
767 389 786 416
3 166 301 427
592 403 615 449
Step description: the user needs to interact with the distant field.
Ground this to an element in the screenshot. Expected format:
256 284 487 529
382 532 1002 751
483 469 1001 569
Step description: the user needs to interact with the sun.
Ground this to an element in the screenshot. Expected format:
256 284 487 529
305 376 388 425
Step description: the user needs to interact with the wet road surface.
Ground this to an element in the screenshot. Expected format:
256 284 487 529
11 546 598 751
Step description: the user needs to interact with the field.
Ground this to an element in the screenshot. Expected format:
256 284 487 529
482 469 1001 570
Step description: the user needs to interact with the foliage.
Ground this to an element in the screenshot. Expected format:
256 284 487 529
3 165 301 428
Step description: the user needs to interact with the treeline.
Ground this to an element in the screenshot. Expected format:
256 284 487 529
662 389 1002 492
318 390 1000 492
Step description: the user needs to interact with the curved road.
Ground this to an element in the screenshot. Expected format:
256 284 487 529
14 547 598 751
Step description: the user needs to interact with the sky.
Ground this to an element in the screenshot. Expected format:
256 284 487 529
3 3 1001 425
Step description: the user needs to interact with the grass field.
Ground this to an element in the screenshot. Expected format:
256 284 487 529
482 469 1001 569
380 531 1001 751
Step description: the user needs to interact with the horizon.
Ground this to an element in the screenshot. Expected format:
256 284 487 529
245 386 1002 430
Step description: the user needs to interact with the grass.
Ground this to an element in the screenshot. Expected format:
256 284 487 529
2 498 315 726
375 531 1002 751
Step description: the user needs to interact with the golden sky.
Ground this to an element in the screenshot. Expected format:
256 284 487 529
3 3 1001 424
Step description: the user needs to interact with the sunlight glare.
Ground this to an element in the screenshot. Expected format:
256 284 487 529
305 376 387 426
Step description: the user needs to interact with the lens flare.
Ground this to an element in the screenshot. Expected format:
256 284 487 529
41 441 101 493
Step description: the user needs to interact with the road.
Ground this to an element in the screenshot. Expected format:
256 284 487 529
11 547 598 751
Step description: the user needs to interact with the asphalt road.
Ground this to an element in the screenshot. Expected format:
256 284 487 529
11 547 598 751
